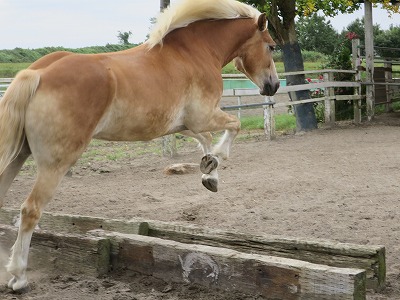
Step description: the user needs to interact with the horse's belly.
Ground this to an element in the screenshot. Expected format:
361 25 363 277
92 103 184 142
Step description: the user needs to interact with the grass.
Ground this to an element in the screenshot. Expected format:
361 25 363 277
0 63 30 77
240 114 296 132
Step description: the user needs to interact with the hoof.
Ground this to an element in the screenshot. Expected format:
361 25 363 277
200 154 219 174
202 176 218 192
8 276 29 293
7 277 16 289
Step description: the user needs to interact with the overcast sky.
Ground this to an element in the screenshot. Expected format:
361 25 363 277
0 0 399 50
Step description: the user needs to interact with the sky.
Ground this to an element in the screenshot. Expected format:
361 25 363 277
0 0 399 50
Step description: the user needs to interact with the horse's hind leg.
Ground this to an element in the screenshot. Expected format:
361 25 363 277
6 133 86 291
0 141 31 208
6 161 73 291
179 130 213 155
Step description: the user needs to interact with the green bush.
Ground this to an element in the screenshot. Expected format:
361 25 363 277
0 44 136 64
301 51 327 63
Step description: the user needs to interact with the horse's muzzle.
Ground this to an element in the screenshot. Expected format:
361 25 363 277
260 81 280 96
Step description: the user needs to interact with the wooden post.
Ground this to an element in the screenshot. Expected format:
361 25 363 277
352 39 362 123
162 134 177 157
384 59 393 112
263 96 275 140
323 72 335 125
364 0 375 120
237 95 242 119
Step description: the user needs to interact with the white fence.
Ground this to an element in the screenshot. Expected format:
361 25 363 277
0 78 12 97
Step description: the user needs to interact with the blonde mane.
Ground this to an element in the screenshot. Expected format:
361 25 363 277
146 0 261 49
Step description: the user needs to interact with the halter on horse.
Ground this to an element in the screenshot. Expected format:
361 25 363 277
0 0 279 291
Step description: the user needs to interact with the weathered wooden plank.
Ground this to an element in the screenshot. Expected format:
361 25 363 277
0 209 383 291
92 230 366 300
0 208 149 235
0 224 110 276
147 221 385 291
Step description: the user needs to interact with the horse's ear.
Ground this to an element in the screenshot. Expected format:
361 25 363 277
257 13 267 31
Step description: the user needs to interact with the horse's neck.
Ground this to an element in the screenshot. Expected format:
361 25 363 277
165 18 256 67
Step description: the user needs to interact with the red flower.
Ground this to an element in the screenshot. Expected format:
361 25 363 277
345 32 359 40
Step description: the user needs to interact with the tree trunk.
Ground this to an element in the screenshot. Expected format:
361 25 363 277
268 0 318 131
282 42 318 131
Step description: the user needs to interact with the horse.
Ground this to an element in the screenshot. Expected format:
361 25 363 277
0 0 279 291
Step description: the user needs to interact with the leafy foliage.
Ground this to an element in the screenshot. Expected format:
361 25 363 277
296 14 339 55
0 44 136 63
343 18 384 47
375 25 400 58
117 31 132 45
321 34 355 121
296 0 399 17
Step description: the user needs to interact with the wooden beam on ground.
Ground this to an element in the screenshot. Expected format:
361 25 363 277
147 221 385 291
0 225 110 276
0 209 384 292
92 229 366 300
0 208 149 235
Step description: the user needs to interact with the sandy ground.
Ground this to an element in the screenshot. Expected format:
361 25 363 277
1 111 400 299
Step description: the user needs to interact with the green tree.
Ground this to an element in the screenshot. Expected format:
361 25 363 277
241 0 399 131
117 31 132 45
296 14 339 55
160 0 170 11
343 18 384 47
375 25 400 58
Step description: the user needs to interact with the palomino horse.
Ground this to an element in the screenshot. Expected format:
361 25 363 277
0 0 279 291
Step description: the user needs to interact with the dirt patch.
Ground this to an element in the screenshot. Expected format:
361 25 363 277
2 113 400 299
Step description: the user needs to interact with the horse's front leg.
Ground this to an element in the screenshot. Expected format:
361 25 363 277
193 110 240 192
200 154 220 192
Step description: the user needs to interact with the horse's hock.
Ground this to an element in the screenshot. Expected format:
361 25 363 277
0 208 385 299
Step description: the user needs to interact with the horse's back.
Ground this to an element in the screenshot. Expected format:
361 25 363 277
29 51 75 70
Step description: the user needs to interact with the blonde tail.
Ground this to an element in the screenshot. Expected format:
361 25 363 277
0 70 40 175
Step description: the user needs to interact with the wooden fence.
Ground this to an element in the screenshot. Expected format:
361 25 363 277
221 69 362 140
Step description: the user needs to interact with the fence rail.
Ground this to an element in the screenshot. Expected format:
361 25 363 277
221 68 367 140
0 78 12 96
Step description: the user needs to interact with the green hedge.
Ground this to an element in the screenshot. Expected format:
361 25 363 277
0 44 137 63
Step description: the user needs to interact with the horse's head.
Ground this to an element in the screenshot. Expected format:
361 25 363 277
233 14 280 96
